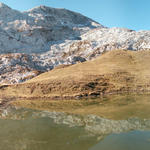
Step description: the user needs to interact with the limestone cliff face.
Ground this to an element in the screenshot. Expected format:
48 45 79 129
57 28 150 60
1 3 150 84
0 3 102 84
0 3 101 54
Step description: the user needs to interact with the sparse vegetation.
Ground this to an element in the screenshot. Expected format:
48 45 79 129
1 50 150 100
0 50 150 99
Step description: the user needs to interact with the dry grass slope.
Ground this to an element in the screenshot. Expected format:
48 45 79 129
1 49 150 99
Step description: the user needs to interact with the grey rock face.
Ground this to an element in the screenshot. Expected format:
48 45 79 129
1 3 150 84
0 3 101 54
61 28 150 60
0 3 103 84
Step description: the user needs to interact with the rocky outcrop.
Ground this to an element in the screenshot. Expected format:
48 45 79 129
1 3 150 84
0 53 43 84
0 2 102 84
0 3 101 54
60 28 150 60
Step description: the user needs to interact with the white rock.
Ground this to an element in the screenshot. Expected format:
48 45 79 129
1 3 150 84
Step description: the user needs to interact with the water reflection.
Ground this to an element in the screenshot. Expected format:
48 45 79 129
90 131 150 150
0 117 98 150
1 105 150 150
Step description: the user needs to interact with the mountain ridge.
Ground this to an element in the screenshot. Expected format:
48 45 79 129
0 3 150 84
0 2 102 84
0 2 102 54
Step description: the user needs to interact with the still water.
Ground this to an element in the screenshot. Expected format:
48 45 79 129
90 131 150 150
0 117 97 150
0 106 150 150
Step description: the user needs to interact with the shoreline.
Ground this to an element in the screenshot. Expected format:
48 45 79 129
2 104 150 137
6 93 150 120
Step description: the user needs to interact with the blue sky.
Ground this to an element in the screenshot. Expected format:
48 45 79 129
0 0 150 30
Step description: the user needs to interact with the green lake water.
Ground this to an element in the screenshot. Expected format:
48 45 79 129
0 117 97 150
90 131 150 150
1 94 150 150
0 111 150 150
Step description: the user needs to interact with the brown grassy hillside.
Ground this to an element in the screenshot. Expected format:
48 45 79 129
1 50 150 99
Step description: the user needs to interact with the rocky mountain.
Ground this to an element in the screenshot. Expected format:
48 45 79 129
59 28 150 60
0 3 150 84
0 3 101 54
0 2 102 84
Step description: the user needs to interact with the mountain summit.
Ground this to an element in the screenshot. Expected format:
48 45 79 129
0 3 103 84
0 3 150 84
0 2 10 9
0 3 102 54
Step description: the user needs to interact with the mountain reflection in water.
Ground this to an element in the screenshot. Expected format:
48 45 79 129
0 101 150 150
0 117 98 150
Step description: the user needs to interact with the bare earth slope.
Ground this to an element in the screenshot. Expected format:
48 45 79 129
2 50 150 99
